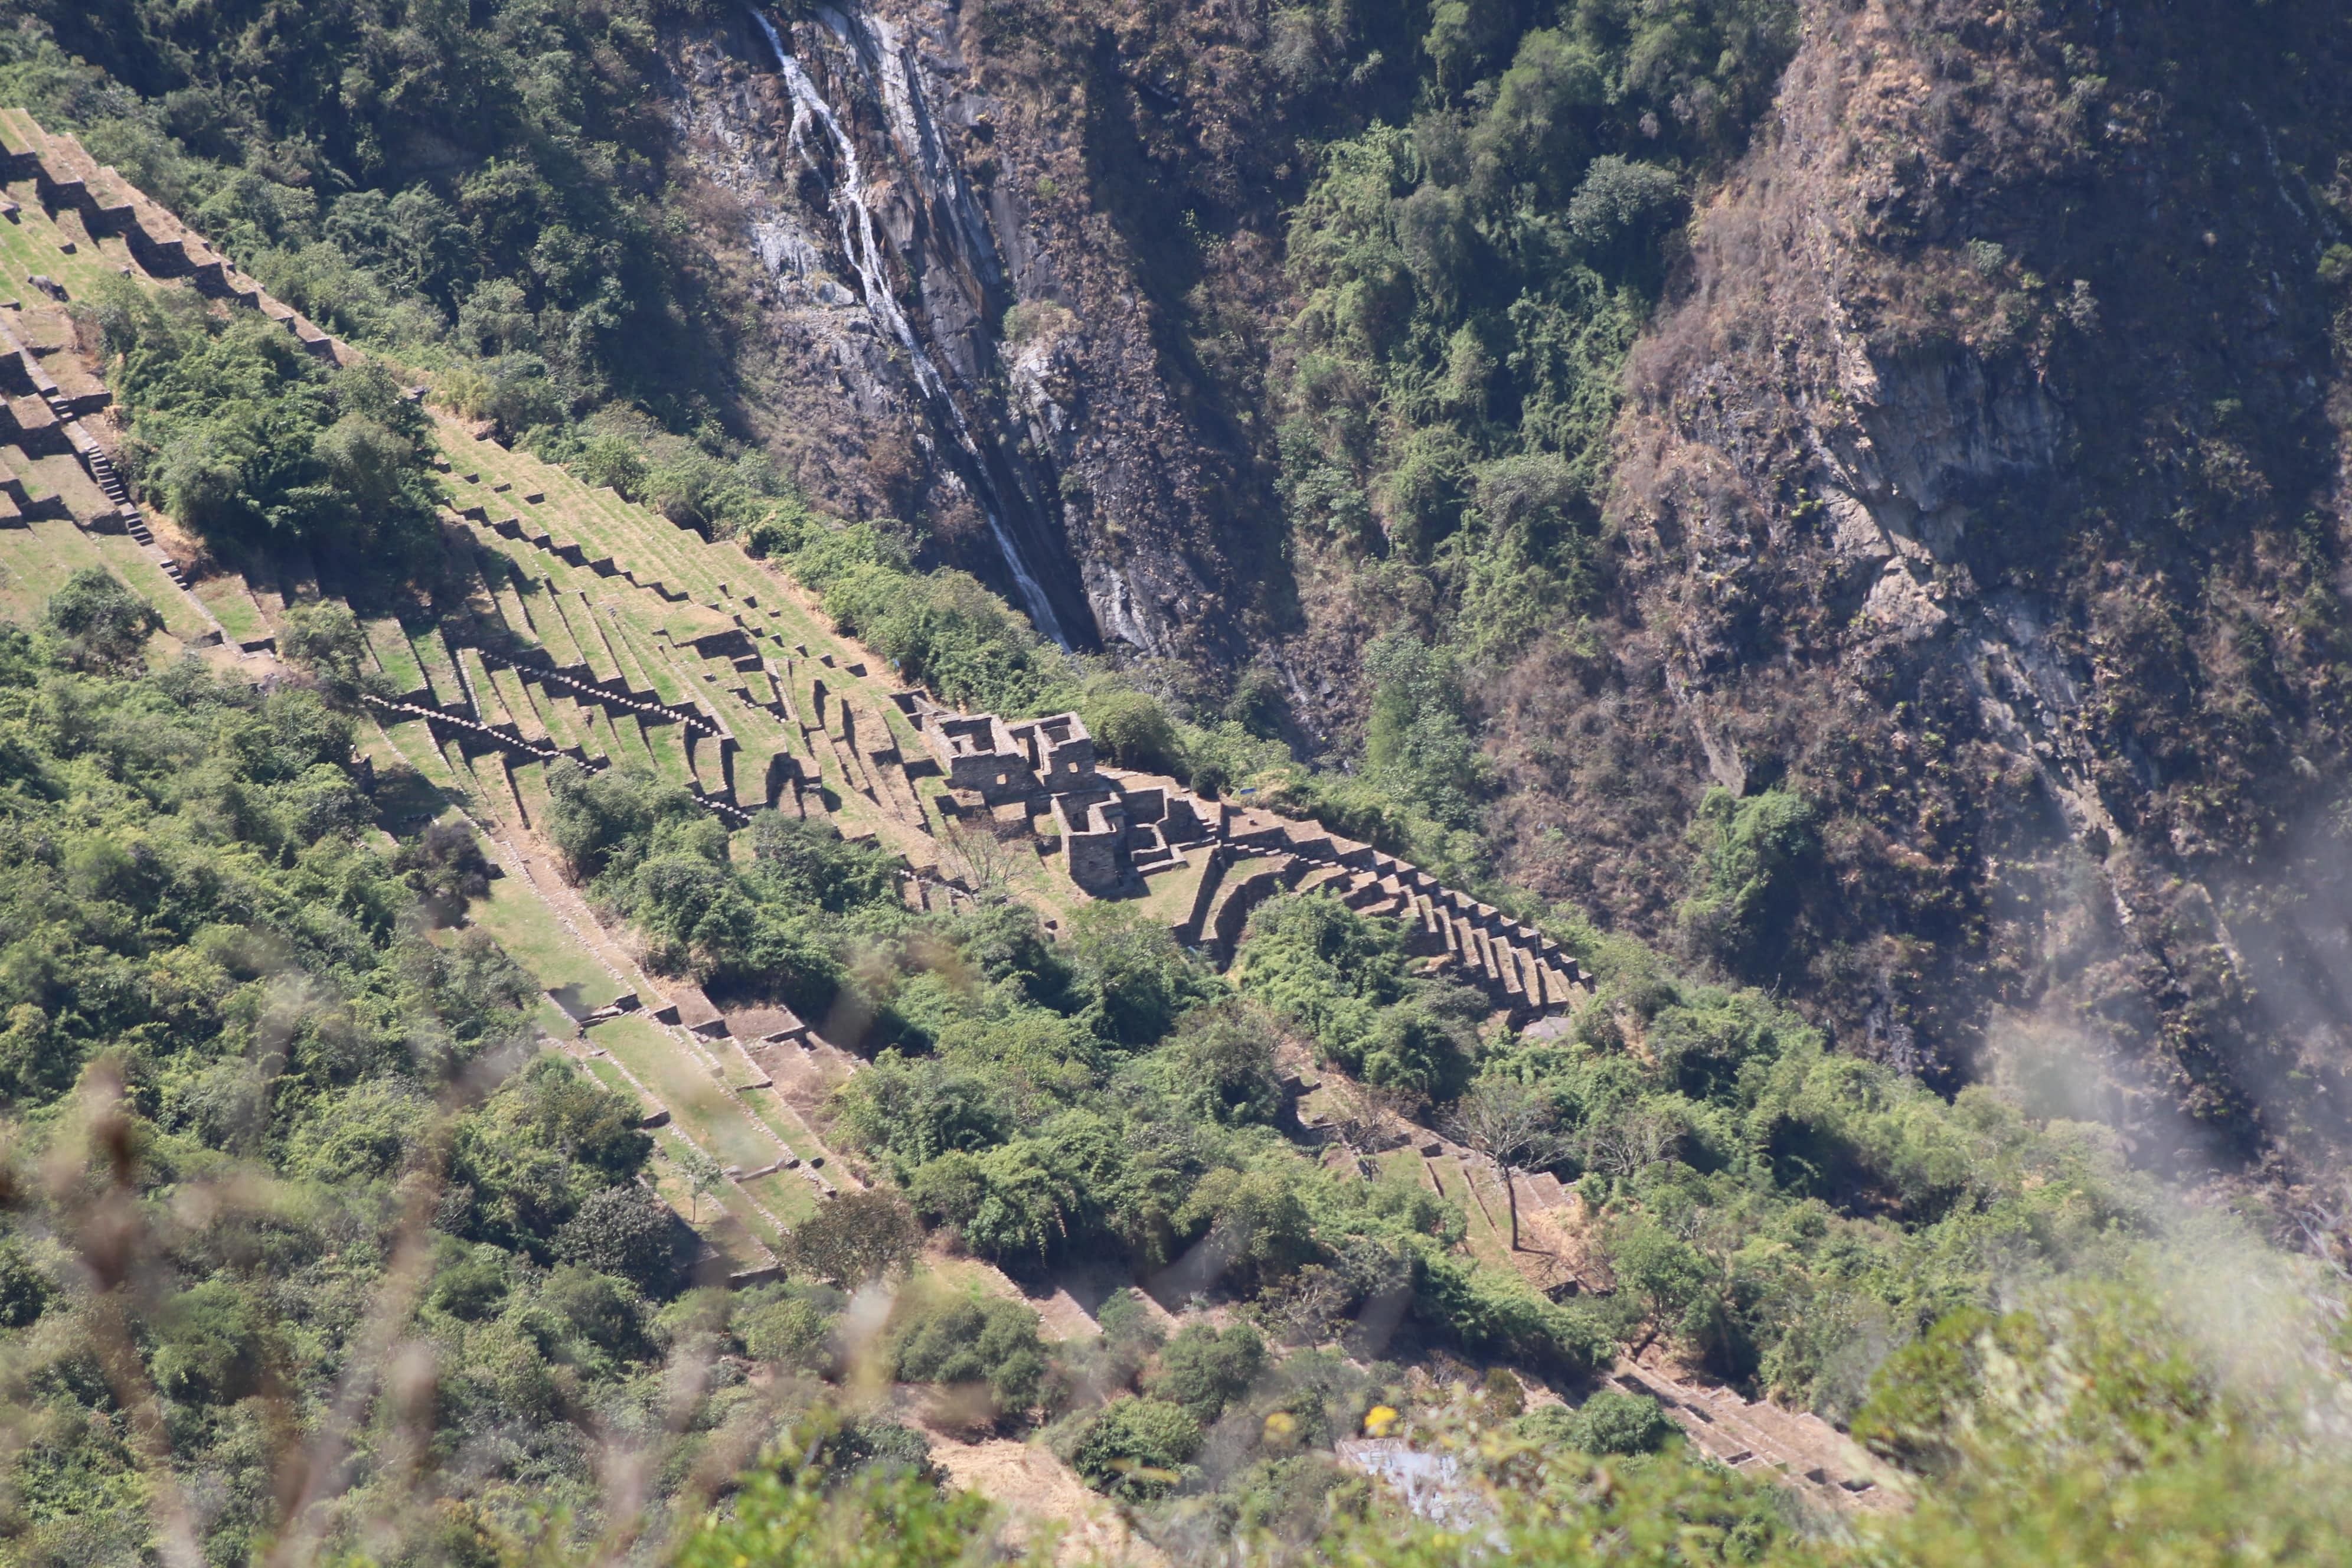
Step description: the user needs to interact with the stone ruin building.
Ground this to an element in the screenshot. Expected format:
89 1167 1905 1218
906 703 1204 893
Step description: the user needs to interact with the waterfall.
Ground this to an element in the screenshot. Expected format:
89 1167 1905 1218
747 7 1072 649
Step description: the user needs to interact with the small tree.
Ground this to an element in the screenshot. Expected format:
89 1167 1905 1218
1070 1396 1203 1501
676 1143 726 1224
1569 1388 1673 1455
553 1183 683 1296
1443 1077 1564 1252
394 819 494 926
939 816 1021 897
1582 1104 1678 1181
43 567 160 671
788 1188 920 1288
280 600 370 699
1148 1322 1267 1424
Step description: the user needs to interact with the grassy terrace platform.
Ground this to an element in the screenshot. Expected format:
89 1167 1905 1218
364 703 844 1262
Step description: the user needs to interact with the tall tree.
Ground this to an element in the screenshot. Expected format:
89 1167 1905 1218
1444 1077 1563 1252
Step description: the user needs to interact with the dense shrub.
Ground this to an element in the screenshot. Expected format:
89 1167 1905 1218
550 783 863 1010
1363 632 1489 828
1070 1395 1205 1501
1276 1 1795 666
1161 1003 1288 1128
1149 1324 1269 1424
1677 786 1819 981
41 567 161 671
92 280 443 566
8 3 694 424
1082 687 1183 775
735 1283 844 1372
0 611 691 1557
890 1290 1049 1416
785 1189 920 1288
1234 893 1474 1098
553 1183 688 1296
1569 1389 1674 1454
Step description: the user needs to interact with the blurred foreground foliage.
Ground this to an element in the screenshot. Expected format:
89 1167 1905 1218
673 1270 2352 1567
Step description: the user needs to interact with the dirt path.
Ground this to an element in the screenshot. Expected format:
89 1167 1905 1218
923 1434 1167 1567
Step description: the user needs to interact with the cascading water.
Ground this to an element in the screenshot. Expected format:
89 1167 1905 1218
747 6 1072 649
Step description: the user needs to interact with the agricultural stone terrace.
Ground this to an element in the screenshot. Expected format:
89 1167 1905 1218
0 133 1929 1512
0 112 1587 1032
0 115 1590 1260
0 110 344 364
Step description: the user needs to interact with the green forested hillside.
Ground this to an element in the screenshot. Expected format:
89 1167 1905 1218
4 576 2342 1562
3 0 798 534
2 0 2351 1563
15 0 684 417
0 595 680 1559
1275 1 1794 665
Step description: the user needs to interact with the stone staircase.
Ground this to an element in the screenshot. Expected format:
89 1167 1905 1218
362 689 756 830
0 341 222 643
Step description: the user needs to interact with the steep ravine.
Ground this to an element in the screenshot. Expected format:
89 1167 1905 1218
747 5 1075 646
658 1 1270 668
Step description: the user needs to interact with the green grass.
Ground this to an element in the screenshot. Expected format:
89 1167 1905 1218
1135 855 1214 926
592 603 659 694
478 552 542 650
588 1014 785 1173
76 531 214 641
0 524 74 619
464 863 625 1014
609 615 687 704
364 618 426 692
458 647 511 727
552 592 622 684
577 1051 658 1116
430 734 487 816
565 699 618 766
408 624 462 704
514 573 587 669
0 184 124 299
462 749 522 831
527 682 587 754
736 1084 827 1164
606 710 661 774
737 1167 819 1230
435 420 779 623
642 718 694 789
187 574 264 641
650 1126 780 1263
508 756 555 831
375 714 467 796
488 663 544 740
1376 1145 1505 1260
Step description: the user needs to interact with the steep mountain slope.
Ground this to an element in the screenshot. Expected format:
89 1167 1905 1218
596 0 2352 1180
18 1 2351 1177
13 11 2352 1563
1478 0 2352 1174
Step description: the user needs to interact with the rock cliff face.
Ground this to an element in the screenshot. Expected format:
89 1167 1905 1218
1488 0 2352 1174
657 1 1278 668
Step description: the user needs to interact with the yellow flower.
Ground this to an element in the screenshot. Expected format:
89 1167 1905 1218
1364 1404 1400 1436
